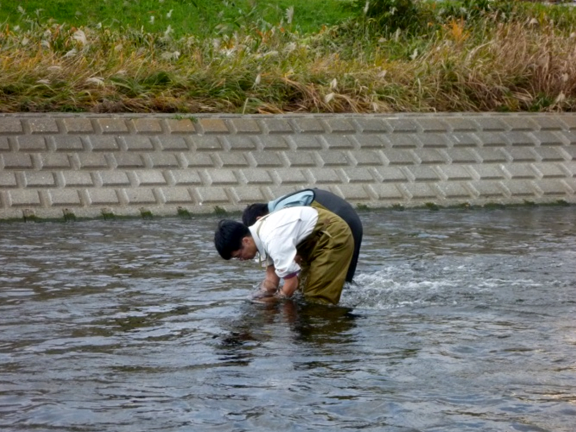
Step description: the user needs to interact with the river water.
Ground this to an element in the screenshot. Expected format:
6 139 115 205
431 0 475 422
0 207 575 432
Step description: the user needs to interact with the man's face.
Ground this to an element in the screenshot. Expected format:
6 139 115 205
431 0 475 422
231 237 257 261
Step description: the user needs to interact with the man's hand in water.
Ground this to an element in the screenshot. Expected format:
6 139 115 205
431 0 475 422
251 289 278 303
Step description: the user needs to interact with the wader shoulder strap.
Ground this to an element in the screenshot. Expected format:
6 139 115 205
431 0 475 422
255 212 273 237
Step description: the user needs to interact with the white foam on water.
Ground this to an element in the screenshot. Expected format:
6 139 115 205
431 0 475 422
341 268 460 310
340 262 546 311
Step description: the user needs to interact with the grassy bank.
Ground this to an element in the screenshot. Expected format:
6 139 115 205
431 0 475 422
1 0 575 114
0 0 353 38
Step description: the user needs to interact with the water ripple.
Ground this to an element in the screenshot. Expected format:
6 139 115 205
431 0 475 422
1 208 575 431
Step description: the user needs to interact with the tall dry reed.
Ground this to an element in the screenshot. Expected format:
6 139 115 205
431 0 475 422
0 6 574 113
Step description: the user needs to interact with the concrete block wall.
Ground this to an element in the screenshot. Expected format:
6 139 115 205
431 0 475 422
0 113 575 220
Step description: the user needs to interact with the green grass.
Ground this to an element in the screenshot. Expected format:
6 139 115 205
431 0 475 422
0 0 355 37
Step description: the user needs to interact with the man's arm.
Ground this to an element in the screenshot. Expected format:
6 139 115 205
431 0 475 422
254 265 300 301
259 265 280 295
277 275 299 298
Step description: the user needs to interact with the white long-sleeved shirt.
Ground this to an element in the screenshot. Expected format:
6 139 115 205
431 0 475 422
248 206 318 279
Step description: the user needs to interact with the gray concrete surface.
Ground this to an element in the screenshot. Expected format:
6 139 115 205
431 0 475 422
0 112 575 221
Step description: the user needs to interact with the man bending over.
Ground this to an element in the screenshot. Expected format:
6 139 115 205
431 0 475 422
214 206 353 305
241 188 362 283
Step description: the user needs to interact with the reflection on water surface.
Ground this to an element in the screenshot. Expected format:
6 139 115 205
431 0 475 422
1 207 575 431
